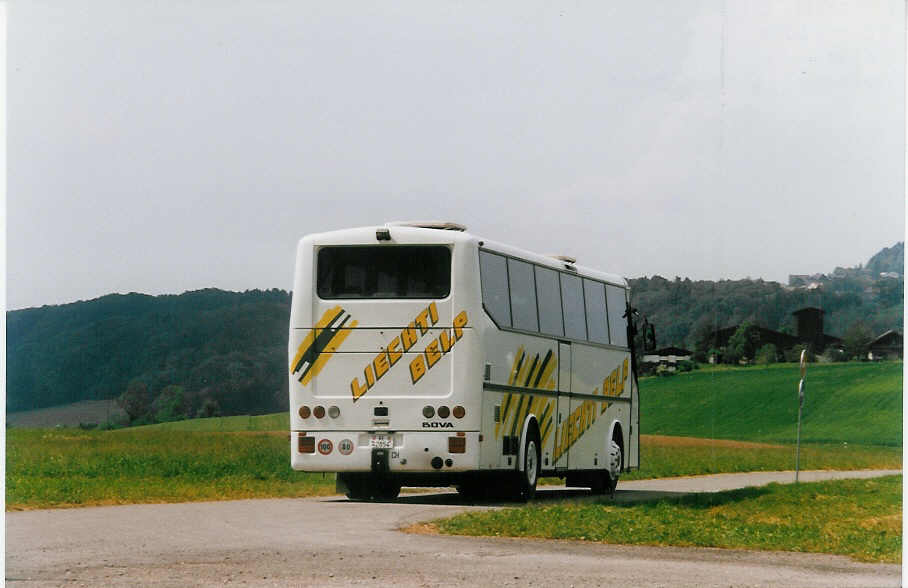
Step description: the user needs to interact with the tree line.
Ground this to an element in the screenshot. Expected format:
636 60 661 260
7 245 903 422
7 288 291 421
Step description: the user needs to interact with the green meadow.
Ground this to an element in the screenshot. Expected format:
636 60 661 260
6 429 335 510
641 361 902 445
434 361 903 563
435 475 903 563
6 361 901 510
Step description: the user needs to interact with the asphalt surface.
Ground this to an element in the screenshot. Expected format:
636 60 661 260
6 469 901 587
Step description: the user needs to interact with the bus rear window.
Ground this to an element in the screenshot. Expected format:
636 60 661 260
317 246 451 299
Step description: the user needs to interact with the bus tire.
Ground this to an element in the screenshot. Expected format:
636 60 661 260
374 480 401 501
517 432 540 501
590 438 622 495
340 474 370 501
606 438 622 493
456 480 484 500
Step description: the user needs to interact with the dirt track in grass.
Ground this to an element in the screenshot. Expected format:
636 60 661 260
642 434 784 449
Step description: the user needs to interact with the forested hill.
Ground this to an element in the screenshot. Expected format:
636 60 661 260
7 289 291 414
7 245 903 416
867 242 904 275
631 242 903 349
629 274 901 351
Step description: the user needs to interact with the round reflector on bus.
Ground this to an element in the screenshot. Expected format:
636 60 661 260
437 405 450 419
452 405 465 419
422 405 435 418
328 405 340 419
298 406 311 419
313 406 326 419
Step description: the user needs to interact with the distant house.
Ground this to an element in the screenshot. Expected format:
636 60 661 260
643 346 692 371
788 274 810 287
713 324 800 352
868 330 903 361
711 307 842 358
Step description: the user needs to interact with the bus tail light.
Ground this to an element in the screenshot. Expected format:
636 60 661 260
313 406 326 419
298 435 315 453
448 436 466 453
328 405 340 419
437 405 450 419
453 405 465 419
298 406 311 419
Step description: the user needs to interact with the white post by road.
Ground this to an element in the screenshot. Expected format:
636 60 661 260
796 350 806 483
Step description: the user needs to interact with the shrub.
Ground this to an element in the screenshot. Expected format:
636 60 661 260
676 360 695 372
822 347 848 363
755 344 778 365
784 344 815 363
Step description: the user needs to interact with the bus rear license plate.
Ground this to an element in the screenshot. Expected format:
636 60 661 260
370 435 393 449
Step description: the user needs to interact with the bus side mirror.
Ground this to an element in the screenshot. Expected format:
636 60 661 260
645 324 657 352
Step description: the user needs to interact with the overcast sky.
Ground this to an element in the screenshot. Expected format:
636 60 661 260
7 1 905 309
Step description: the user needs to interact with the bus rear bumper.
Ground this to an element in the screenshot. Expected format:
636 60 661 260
291 431 481 473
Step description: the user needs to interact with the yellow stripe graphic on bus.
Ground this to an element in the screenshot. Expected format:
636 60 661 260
290 306 358 386
494 348 631 463
495 346 557 446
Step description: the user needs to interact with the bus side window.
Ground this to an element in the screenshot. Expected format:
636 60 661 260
606 285 628 347
507 259 539 332
583 278 608 344
479 251 512 327
535 266 564 337
560 273 587 341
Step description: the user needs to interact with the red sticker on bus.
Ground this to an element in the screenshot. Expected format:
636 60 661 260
317 439 333 455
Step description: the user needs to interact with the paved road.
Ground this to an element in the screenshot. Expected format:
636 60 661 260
6 469 901 587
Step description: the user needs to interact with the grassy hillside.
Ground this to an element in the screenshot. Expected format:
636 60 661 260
641 361 902 446
135 361 902 447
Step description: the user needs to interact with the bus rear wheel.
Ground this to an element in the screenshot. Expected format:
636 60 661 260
340 474 370 501
373 480 401 501
340 474 400 501
515 435 540 502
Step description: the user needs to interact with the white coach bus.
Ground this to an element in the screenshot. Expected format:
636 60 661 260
289 222 639 500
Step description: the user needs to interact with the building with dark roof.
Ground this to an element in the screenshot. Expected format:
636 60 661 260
868 330 903 360
711 307 842 359
642 346 693 371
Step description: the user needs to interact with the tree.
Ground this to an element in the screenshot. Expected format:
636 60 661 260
153 385 188 422
690 316 716 363
725 321 760 364
117 379 152 423
196 396 221 419
843 321 873 360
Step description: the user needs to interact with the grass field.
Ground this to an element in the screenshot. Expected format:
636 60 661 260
7 428 900 510
642 361 902 445
129 412 290 432
6 429 335 510
432 475 903 563
7 361 901 510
